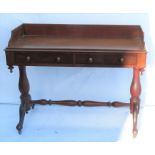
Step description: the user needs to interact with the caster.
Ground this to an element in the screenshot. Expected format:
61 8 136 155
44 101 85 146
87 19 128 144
133 129 138 138
32 104 35 109
18 129 22 135
16 124 23 135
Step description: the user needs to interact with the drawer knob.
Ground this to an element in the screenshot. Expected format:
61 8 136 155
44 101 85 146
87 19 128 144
88 57 93 63
26 56 31 62
120 57 124 63
56 57 61 63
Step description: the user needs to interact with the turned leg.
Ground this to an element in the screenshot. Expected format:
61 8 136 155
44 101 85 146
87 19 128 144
130 68 141 137
16 66 31 134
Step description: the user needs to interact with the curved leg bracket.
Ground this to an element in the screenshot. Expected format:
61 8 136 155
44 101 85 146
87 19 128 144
130 68 142 137
16 66 31 134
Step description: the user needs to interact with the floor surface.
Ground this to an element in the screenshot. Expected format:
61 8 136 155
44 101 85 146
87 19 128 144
0 103 154 142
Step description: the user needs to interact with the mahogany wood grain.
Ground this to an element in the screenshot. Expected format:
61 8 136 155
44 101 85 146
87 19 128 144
130 68 141 137
31 99 129 107
16 66 31 134
5 24 146 137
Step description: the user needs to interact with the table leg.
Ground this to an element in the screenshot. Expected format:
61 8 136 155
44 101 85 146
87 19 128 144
130 68 141 137
16 66 31 134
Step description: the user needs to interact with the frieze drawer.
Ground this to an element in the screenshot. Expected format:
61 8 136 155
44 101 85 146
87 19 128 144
15 52 74 65
75 53 137 67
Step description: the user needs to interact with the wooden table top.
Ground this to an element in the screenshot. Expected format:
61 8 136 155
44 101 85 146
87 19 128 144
6 24 146 52
5 24 146 70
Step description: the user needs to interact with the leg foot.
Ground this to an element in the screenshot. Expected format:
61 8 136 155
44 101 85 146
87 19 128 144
32 104 35 109
133 129 138 138
16 123 23 135
132 102 139 138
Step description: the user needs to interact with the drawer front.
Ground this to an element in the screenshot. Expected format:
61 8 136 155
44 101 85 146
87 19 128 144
14 52 137 67
15 52 73 65
76 53 137 67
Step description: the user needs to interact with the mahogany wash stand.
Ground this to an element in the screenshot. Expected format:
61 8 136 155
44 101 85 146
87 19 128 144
5 24 146 137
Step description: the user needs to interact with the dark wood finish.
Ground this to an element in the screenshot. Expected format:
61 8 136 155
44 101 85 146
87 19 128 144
31 99 129 107
5 24 146 137
5 24 146 70
16 66 31 134
130 68 142 137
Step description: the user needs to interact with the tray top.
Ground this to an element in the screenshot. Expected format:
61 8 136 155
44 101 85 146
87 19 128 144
6 24 146 52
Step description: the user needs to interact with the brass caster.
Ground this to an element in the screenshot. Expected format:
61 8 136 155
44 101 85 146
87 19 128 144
18 129 22 135
32 104 35 109
133 130 138 138
16 124 23 135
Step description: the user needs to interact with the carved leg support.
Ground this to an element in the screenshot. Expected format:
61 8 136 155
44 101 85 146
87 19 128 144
16 66 31 134
130 68 141 137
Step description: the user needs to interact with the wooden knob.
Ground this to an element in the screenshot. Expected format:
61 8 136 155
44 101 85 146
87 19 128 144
56 57 61 63
120 57 124 63
88 57 93 63
26 56 31 62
